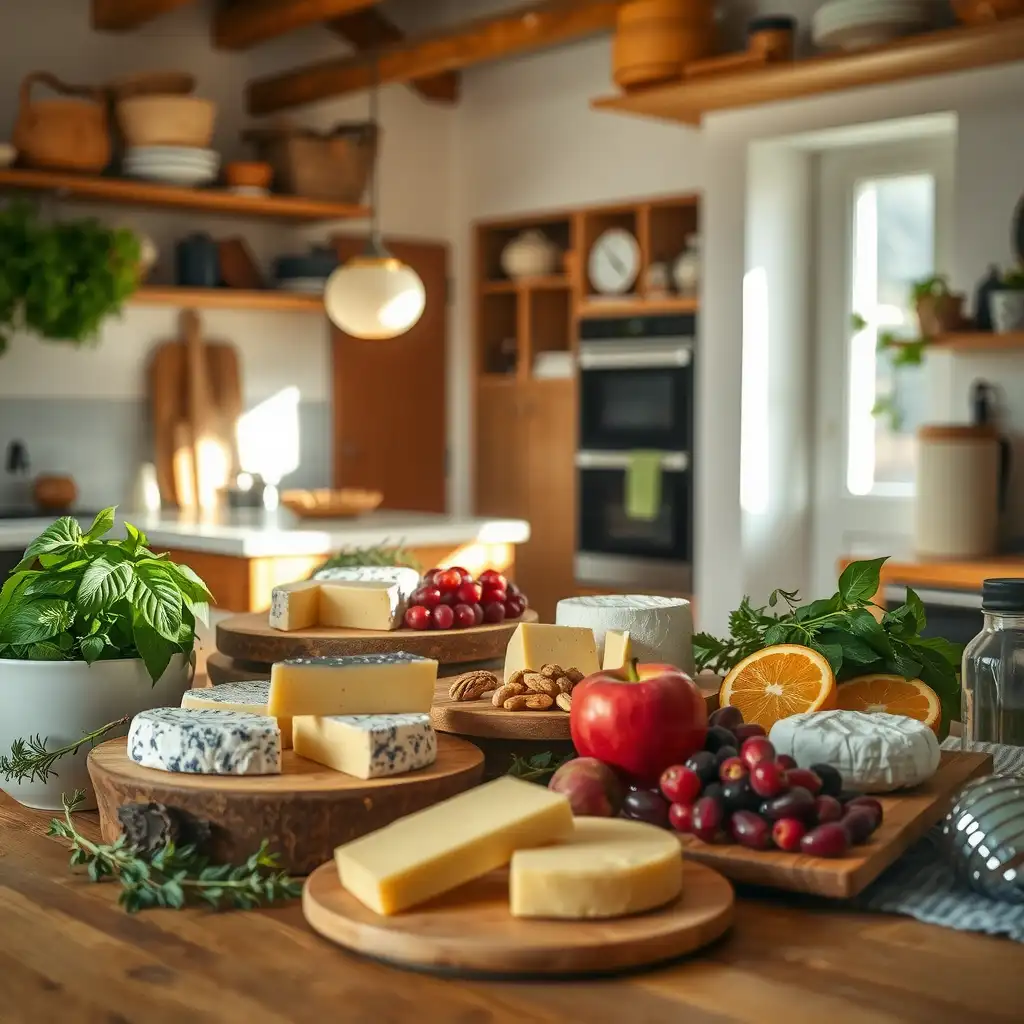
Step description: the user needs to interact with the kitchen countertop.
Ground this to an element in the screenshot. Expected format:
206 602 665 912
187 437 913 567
0 509 531 559
840 554 1024 593
0 792 1018 1024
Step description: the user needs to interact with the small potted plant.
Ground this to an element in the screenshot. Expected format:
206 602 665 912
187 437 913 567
988 264 1024 333
911 274 966 337
0 508 212 810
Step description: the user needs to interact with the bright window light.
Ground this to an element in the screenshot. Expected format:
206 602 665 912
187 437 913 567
740 266 770 515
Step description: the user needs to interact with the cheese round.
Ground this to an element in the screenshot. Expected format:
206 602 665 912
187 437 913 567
555 595 694 674
768 710 940 793
509 817 683 919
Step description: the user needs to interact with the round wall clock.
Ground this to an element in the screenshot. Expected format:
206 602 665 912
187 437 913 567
588 227 641 295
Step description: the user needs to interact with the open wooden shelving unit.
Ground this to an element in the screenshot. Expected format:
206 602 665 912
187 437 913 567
592 18 1024 125
929 331 1024 353
131 286 325 313
0 168 369 222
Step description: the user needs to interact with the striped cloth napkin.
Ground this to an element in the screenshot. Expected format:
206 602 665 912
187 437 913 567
854 740 1024 940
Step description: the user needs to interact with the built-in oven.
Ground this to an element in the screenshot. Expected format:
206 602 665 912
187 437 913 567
575 450 692 592
578 313 694 452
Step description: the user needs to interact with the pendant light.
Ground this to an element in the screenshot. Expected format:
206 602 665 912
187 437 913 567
324 60 425 340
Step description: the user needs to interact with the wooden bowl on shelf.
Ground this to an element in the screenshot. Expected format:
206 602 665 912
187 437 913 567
951 0 1024 23
226 160 273 191
281 488 384 519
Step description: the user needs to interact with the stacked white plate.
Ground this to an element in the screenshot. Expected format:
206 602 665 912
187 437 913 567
813 0 936 50
123 146 220 187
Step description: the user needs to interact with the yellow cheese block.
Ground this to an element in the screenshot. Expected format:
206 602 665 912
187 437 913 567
181 681 293 749
334 777 573 915
317 567 421 631
602 629 633 671
268 580 321 632
510 817 683 919
267 653 437 718
503 622 600 683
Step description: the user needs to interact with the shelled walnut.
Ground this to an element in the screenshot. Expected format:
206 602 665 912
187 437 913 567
448 670 499 702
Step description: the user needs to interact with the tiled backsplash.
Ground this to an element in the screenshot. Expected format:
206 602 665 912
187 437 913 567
0 398 332 511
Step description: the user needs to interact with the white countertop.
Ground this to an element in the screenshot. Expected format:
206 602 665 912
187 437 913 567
0 508 531 559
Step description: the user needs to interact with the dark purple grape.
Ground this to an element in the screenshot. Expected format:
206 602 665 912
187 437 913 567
729 810 772 850
838 788 865 805
721 777 760 814
809 763 844 798
704 726 737 754
621 789 670 829
800 823 851 858
691 795 725 843
684 750 719 786
714 745 739 766
841 808 877 845
708 705 744 732
702 782 724 803
760 786 816 823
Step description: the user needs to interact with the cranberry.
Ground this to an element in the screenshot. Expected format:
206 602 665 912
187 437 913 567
729 810 772 850
668 802 694 833
750 760 789 798
800 823 851 858
814 795 843 824
740 736 775 770
404 605 431 630
718 756 748 782
776 754 798 771
660 765 703 805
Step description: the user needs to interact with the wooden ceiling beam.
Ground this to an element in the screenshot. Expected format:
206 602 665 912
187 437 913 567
214 0 383 51
91 0 197 31
249 0 619 115
327 8 460 105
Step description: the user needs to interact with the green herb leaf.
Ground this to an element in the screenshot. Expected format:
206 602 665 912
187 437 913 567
80 634 105 665
817 629 879 666
77 553 134 615
132 561 183 641
5 598 74 645
846 609 895 658
20 516 84 566
132 614 173 684
838 557 888 605
84 507 116 541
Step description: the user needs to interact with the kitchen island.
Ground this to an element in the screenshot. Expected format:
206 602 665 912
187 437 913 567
0 509 530 613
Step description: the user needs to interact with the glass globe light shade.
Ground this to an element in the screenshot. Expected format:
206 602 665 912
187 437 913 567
324 255 426 340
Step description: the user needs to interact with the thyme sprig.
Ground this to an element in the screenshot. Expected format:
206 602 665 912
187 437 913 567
0 715 129 784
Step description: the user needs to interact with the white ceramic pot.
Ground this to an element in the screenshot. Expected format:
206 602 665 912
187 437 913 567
988 289 1024 333
500 230 559 280
0 653 193 811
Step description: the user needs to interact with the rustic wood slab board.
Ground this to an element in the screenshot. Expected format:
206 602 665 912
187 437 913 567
88 735 485 875
302 859 734 978
678 750 993 898
216 609 538 665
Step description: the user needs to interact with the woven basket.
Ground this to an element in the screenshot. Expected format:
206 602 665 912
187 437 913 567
243 121 377 203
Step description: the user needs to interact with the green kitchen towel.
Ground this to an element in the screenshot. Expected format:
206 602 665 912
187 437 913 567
625 451 663 522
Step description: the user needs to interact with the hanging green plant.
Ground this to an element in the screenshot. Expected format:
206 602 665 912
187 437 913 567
0 200 140 355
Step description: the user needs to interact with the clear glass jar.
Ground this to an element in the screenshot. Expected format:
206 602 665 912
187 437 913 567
962 578 1024 747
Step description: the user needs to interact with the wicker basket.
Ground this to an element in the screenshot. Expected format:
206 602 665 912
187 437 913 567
242 121 377 203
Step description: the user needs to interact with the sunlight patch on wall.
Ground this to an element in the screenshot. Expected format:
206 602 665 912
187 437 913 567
236 386 301 486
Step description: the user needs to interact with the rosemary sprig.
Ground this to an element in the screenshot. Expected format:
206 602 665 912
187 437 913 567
48 790 301 913
508 751 574 783
0 715 130 784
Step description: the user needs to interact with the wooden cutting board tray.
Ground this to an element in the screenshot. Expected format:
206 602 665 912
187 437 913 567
88 735 484 875
302 858 734 978
216 609 538 666
678 750 992 898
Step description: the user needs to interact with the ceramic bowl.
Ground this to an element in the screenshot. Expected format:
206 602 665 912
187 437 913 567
225 160 273 190
117 95 216 149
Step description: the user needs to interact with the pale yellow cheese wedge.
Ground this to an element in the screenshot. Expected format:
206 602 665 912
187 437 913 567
182 680 293 749
334 776 573 915
510 817 683 919
503 622 599 683
268 580 320 632
602 629 633 671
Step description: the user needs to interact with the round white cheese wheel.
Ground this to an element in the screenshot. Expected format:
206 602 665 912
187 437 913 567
769 710 940 793
509 817 683 919
555 595 694 674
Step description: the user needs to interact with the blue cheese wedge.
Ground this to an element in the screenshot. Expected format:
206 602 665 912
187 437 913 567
127 708 282 775
293 713 437 779
180 681 293 750
268 579 321 631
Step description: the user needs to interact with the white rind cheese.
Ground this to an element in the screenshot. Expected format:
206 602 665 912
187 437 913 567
556 595 694 674
181 681 293 750
293 713 436 779
127 708 282 775
769 710 941 793
317 566 421 631
510 817 683 919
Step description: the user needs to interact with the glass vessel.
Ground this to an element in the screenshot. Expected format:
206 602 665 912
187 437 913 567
962 578 1024 747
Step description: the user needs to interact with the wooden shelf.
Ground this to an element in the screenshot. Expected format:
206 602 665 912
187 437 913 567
592 19 1024 125
930 331 1024 353
0 168 369 222
478 373 518 386
131 286 325 312
481 275 571 294
576 295 698 318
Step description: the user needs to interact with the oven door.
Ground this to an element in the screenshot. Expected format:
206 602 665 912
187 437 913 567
578 341 693 451
575 450 692 592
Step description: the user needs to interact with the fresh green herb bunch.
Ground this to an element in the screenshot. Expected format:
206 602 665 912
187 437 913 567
314 542 422 576
693 557 963 729
0 200 140 355
0 508 212 683
49 790 301 913
508 750 575 783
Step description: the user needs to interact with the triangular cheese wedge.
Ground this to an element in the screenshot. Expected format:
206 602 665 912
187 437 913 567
602 629 633 670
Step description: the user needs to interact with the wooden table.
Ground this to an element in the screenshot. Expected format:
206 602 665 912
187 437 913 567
1 794 1019 1023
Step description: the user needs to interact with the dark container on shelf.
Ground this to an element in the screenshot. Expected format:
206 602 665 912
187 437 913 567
175 232 220 288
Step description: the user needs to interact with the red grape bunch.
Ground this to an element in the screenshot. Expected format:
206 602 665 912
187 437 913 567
403 567 528 631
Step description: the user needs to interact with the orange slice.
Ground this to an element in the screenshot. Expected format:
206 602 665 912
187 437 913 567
719 644 837 731
836 674 941 734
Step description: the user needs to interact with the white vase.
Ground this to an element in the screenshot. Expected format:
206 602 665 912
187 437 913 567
988 289 1024 333
0 652 193 810
500 230 559 280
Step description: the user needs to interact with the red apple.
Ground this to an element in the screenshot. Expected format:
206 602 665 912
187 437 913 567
569 661 708 784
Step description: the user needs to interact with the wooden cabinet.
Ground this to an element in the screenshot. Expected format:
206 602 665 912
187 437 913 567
475 379 576 621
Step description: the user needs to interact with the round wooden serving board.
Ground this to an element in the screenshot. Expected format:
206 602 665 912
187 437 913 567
302 859 734 978
88 735 484 875
216 609 538 665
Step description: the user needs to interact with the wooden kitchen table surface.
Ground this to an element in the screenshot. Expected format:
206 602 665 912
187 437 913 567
1 795 1020 1023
